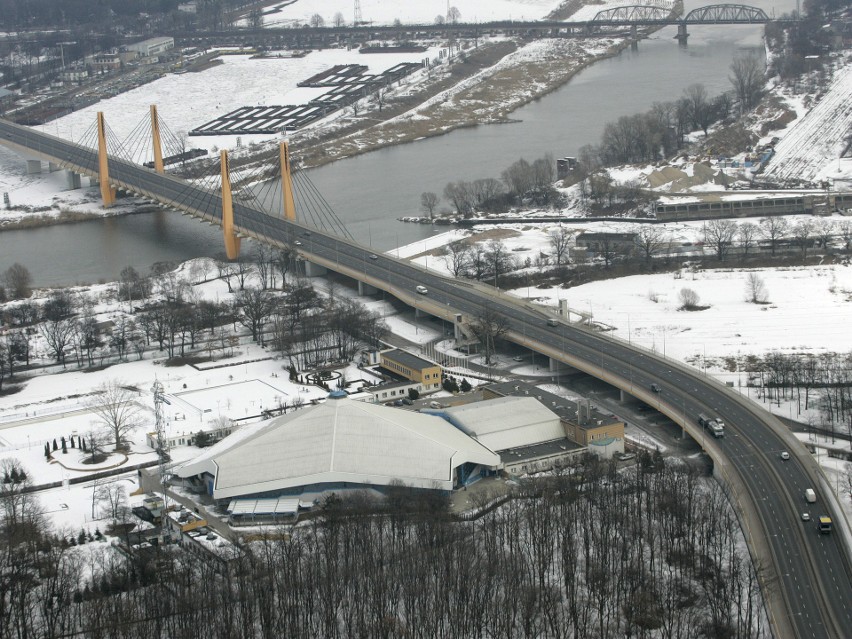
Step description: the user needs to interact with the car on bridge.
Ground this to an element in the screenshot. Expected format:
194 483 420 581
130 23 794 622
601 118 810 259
415 285 428 295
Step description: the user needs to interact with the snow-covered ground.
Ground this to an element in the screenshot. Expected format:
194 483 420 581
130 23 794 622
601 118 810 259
763 61 852 185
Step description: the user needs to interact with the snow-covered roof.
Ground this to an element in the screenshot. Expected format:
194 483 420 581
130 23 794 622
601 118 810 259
440 396 564 452
176 399 500 497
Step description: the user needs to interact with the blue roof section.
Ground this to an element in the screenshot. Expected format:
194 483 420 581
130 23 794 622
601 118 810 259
328 390 347 399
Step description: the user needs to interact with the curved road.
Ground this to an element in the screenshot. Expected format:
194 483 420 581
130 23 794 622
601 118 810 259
2 119 850 638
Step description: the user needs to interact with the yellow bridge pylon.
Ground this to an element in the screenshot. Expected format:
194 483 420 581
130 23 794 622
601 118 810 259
96 112 116 207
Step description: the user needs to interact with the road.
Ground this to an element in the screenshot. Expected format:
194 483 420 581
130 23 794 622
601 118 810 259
1 118 850 639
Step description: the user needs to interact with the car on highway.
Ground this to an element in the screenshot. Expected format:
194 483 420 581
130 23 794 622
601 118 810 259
801 512 811 522
650 383 662 393
294 241 302 246
780 451 790 460
415 285 428 294
368 253 378 260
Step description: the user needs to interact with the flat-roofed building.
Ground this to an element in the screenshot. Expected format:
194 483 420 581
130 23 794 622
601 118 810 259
127 36 175 58
380 348 442 392
484 381 624 459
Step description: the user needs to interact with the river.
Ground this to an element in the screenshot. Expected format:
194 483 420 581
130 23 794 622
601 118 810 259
0 0 796 287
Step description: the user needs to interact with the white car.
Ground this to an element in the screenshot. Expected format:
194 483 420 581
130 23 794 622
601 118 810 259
801 512 810 522
780 451 790 460
415 285 428 295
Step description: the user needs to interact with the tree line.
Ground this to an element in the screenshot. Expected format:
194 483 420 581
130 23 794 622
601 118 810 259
0 453 768 638
421 154 561 218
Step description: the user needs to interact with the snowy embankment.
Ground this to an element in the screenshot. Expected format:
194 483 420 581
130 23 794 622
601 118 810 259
762 62 852 184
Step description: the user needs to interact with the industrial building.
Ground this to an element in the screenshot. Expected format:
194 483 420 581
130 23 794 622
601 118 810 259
127 37 175 58
484 381 625 459
379 348 442 393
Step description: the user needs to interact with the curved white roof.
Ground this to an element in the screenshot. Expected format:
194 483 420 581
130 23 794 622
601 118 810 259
441 396 564 452
177 399 500 498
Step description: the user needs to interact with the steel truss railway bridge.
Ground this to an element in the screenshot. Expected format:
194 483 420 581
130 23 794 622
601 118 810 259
0 113 849 639
174 4 777 48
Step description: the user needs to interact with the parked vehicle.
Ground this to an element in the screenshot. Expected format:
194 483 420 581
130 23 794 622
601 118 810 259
805 488 816 503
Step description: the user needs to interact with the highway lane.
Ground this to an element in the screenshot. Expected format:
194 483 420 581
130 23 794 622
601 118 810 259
2 118 850 638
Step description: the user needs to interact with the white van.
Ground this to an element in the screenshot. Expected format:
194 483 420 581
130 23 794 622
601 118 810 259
416 285 428 294
805 488 816 503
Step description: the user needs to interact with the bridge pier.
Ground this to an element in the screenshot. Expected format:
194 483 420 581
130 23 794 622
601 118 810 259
302 260 327 277
630 25 637 39
675 23 689 44
26 160 41 174
357 281 378 296
48 162 60 172
65 171 81 189
549 357 579 374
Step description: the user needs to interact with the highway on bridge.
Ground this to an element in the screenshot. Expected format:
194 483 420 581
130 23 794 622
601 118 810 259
1 119 850 638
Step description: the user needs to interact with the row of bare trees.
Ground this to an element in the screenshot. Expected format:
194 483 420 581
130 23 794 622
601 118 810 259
748 350 852 434
0 455 767 638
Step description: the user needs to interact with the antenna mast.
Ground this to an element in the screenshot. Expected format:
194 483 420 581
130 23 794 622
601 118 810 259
354 0 362 25
152 380 172 543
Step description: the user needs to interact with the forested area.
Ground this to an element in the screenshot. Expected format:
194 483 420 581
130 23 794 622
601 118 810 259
1 455 768 638
0 250 388 392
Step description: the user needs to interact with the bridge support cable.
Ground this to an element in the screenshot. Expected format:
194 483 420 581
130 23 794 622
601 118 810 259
291 169 354 240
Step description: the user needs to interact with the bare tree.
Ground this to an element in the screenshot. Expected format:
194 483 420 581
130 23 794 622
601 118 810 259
838 220 852 255
548 226 572 266
759 216 789 255
683 83 714 135
678 288 701 310
3 263 32 299
247 8 263 29
420 192 439 219
88 380 143 450
442 242 471 277
333 11 345 27
40 318 76 366
253 243 273 289
738 222 758 257
233 287 278 343
96 482 128 525
310 13 325 28
633 225 669 265
447 6 461 23
469 304 510 366
814 219 834 252
703 219 738 261
792 219 814 255
729 53 764 113
745 272 769 303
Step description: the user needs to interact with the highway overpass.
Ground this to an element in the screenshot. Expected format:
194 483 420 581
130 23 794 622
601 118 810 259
1 118 850 639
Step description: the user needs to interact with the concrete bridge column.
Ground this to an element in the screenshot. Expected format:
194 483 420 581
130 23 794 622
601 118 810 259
48 162 60 172
65 171 81 189
358 281 377 296
26 160 41 174
676 23 689 44
302 260 327 277
630 25 637 38
453 313 464 340
89 176 99 187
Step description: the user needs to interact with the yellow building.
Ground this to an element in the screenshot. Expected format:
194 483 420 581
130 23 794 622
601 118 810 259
380 349 442 392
